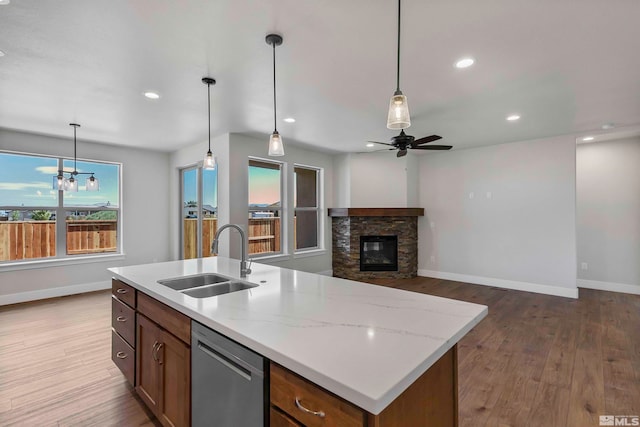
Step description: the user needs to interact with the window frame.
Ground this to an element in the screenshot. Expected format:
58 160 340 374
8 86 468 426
293 164 323 254
248 157 286 258
0 149 123 269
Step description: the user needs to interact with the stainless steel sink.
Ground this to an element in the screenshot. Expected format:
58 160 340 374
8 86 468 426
158 273 230 290
157 273 258 298
182 281 257 298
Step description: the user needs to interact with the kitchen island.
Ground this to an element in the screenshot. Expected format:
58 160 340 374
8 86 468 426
109 257 487 426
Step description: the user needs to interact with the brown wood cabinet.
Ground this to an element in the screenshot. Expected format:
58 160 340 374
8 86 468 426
270 345 458 427
111 279 136 386
135 298 191 427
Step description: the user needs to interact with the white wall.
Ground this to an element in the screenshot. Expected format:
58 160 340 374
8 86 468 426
333 151 419 208
417 136 578 298
170 133 333 273
577 137 640 294
0 128 171 304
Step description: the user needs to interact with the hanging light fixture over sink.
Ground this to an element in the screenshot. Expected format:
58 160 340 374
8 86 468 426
266 33 285 156
386 0 411 130
202 77 217 170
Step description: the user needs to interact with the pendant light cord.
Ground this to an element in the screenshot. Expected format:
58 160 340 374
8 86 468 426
73 125 77 172
272 42 278 133
396 0 401 92
207 81 211 152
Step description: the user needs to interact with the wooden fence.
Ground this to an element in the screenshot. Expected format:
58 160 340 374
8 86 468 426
183 217 283 259
0 220 117 261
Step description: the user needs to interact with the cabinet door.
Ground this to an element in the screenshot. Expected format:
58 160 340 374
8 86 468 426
157 329 190 427
136 314 162 415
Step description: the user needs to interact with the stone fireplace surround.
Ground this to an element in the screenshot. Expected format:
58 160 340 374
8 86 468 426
329 208 424 281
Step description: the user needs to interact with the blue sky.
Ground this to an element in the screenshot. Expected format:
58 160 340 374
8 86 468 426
183 168 217 207
0 153 119 207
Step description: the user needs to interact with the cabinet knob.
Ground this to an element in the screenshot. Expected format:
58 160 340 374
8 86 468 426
116 288 128 294
116 316 127 322
295 397 325 418
116 351 127 359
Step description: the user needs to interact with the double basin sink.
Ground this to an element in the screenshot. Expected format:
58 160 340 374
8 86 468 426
158 273 258 298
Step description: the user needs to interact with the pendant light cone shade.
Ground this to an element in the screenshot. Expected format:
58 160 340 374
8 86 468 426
387 0 411 129
266 33 285 156
268 131 285 156
65 177 78 192
202 77 217 170
86 175 99 191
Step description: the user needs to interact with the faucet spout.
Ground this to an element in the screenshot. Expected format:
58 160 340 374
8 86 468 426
212 224 252 278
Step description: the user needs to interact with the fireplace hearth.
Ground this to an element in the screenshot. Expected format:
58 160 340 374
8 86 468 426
329 208 423 280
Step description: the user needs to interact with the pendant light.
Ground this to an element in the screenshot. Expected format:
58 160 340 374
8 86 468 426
266 33 285 156
52 123 98 192
202 77 217 169
387 0 411 130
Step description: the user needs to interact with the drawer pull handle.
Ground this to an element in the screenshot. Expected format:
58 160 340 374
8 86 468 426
152 341 160 361
116 351 127 359
116 316 127 322
116 288 128 294
295 397 325 418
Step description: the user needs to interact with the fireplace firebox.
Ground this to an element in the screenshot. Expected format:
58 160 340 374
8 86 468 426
360 236 398 271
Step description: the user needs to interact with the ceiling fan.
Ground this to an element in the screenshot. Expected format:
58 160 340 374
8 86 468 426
368 130 452 157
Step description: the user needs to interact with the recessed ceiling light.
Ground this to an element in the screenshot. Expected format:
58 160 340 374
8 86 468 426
506 114 521 121
582 136 595 142
0 0 11 5
601 123 615 130
366 143 375 148
283 117 296 123
0 50 5 57
144 92 160 99
455 58 474 69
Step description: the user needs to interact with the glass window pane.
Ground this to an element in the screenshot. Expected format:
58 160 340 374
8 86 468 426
0 209 56 261
295 211 318 250
202 168 217 218
182 168 198 260
249 160 281 209
65 210 117 255
0 153 58 207
294 167 317 208
62 160 119 208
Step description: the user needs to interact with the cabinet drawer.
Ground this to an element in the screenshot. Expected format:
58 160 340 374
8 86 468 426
112 331 135 386
271 406 303 427
137 292 190 345
270 363 365 427
112 279 136 308
112 296 135 347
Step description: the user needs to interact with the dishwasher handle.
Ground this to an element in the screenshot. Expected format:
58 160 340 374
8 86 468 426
196 340 253 381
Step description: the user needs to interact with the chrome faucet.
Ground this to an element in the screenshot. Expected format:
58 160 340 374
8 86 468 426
211 224 252 278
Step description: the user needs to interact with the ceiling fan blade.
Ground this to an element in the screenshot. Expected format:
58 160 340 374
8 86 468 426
397 149 408 158
411 145 453 151
367 140 395 147
413 135 442 145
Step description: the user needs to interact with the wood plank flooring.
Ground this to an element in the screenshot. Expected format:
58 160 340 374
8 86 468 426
1 278 638 426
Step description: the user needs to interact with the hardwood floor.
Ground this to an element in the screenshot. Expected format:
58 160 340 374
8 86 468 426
1 279 638 427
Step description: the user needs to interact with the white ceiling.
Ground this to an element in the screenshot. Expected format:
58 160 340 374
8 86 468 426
1 0 639 154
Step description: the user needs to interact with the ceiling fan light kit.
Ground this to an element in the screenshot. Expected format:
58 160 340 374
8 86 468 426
387 0 411 130
202 77 217 170
52 123 99 192
266 33 285 156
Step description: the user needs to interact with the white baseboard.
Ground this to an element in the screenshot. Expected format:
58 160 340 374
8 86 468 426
0 280 111 306
418 269 579 299
316 270 333 277
577 278 640 296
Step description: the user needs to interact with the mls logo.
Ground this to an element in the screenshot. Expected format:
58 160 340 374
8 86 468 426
601 416 615 426
601 415 640 426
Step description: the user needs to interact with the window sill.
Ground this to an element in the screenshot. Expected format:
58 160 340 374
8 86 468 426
0 253 126 272
293 248 327 259
249 253 291 263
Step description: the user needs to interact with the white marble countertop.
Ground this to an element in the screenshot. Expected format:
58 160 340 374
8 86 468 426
109 257 487 415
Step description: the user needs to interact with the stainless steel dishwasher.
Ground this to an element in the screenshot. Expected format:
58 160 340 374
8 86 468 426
191 321 267 427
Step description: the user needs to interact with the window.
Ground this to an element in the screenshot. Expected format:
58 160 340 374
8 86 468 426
0 151 121 263
248 159 283 256
180 165 217 259
294 165 320 251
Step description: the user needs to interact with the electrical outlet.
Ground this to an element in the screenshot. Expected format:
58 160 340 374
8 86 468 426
469 192 475 199
430 221 435 229
430 255 436 263
486 191 492 199
581 262 588 270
